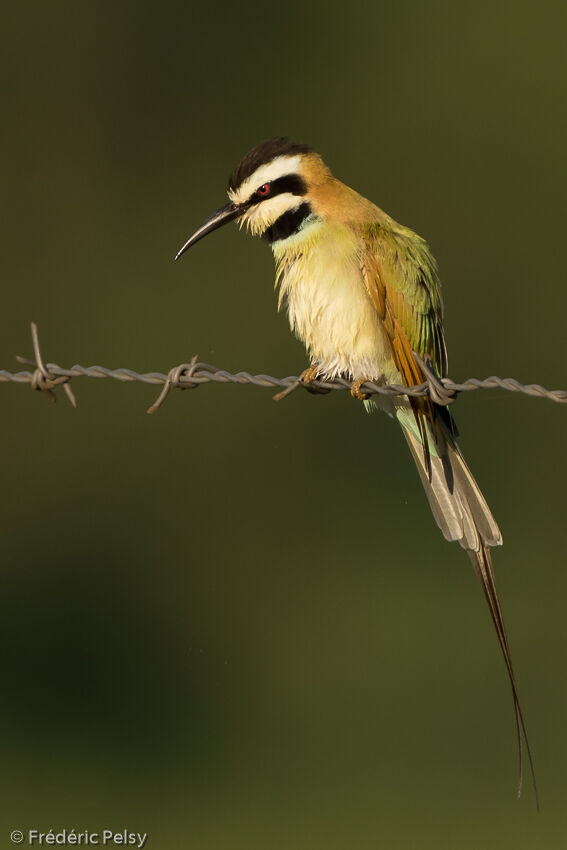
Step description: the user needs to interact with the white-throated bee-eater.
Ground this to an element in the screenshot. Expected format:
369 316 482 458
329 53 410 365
175 137 537 803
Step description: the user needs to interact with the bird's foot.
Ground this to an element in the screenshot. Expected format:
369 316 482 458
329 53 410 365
300 364 320 384
350 378 369 401
272 364 324 402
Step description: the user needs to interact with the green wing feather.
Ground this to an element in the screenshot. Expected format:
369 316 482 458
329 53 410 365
359 221 449 475
361 222 447 378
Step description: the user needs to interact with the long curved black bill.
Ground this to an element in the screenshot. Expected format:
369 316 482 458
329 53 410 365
174 202 243 260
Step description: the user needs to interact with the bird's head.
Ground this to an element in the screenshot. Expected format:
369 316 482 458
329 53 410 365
175 137 330 259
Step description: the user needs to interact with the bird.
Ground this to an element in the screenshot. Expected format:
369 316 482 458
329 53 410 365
175 136 537 803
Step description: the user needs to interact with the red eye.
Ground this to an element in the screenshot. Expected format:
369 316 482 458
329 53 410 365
257 183 271 196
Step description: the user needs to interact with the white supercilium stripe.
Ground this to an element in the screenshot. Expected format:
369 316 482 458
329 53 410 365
228 155 302 205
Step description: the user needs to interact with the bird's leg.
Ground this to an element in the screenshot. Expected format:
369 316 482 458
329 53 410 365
350 378 369 401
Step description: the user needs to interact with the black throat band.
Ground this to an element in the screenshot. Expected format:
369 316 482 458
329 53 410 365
263 202 313 244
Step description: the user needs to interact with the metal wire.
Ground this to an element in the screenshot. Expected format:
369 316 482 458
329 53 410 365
1 322 566 413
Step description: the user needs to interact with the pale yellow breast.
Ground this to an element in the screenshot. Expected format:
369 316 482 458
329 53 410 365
273 222 398 381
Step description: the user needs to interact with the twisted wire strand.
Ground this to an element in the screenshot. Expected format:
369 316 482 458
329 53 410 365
1 323 566 413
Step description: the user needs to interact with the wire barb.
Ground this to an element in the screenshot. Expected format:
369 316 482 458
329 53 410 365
413 352 459 406
14 322 77 407
2 322 566 412
147 355 200 414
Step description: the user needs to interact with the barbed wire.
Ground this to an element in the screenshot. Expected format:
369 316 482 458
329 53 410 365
1 323 566 414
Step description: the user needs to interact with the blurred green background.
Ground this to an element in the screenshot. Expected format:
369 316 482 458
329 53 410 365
2 1 566 847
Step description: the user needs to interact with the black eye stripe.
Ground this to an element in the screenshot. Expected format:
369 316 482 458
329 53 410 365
255 174 307 201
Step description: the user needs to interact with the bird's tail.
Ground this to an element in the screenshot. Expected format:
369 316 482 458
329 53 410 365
399 408 538 806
